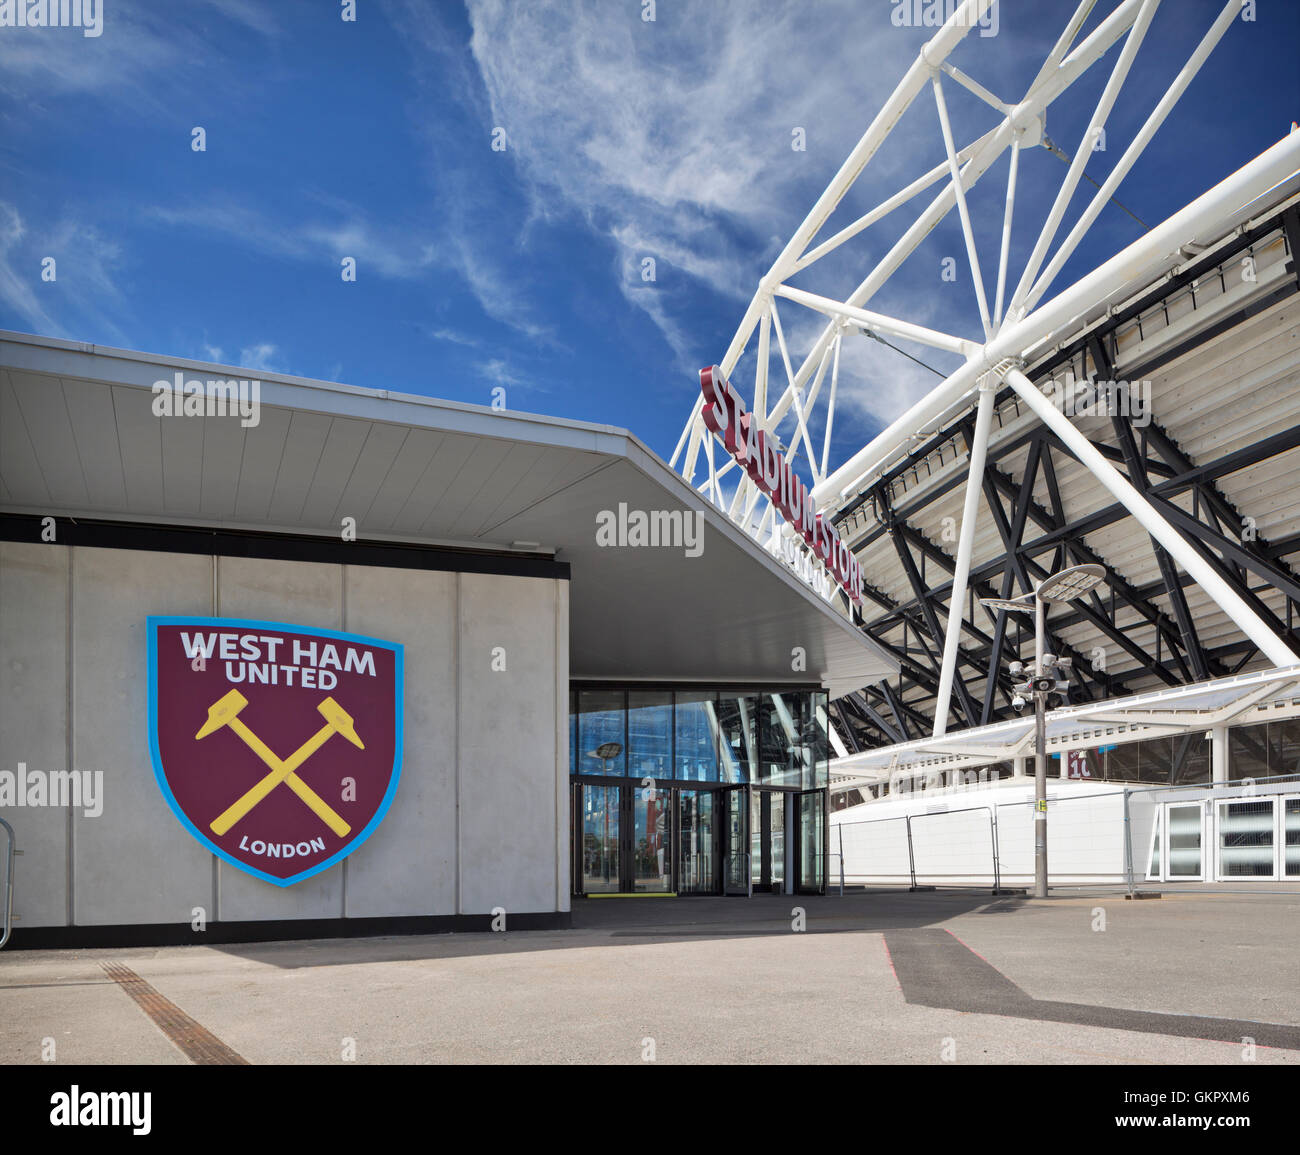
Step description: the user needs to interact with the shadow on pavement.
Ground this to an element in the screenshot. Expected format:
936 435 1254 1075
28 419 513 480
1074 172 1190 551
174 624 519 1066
201 889 1026 969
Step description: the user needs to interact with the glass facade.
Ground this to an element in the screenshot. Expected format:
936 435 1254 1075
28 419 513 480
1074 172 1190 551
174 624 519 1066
628 691 672 781
1097 736 1210 784
1229 718 1300 781
569 685 829 896
576 690 627 776
675 691 720 782
571 687 828 789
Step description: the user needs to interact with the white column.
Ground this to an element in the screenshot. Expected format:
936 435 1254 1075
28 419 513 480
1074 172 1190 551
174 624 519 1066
1211 725 1229 785
1013 756 1027 778
933 382 997 736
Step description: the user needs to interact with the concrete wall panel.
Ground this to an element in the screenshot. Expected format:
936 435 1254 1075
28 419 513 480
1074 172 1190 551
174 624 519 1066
0 541 70 928
71 547 215 926
457 573 561 914
341 565 458 917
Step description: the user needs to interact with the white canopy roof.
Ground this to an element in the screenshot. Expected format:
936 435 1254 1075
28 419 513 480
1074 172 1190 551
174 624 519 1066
0 331 897 697
830 663 1300 786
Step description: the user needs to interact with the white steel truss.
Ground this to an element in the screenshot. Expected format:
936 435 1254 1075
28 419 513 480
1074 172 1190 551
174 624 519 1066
671 0 1300 734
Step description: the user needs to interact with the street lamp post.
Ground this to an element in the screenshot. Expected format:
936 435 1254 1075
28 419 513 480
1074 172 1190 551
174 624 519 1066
982 564 1107 898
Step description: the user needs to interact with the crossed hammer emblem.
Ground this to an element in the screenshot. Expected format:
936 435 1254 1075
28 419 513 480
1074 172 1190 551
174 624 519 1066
195 689 364 839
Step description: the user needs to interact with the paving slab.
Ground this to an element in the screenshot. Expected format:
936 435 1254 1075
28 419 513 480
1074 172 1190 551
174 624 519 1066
2 890 1296 1064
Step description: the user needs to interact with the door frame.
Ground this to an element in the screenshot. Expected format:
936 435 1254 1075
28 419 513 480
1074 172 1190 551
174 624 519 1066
721 785 751 896
675 786 718 895
571 781 680 895
792 787 829 895
1284 794 1300 881
1162 799 1206 882
573 781 625 895
1212 795 1281 882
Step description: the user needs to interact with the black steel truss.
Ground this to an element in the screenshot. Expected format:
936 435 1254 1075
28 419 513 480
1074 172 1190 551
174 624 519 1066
829 207 1300 755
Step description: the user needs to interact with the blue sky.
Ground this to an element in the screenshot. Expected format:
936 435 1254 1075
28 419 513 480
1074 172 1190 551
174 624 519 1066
1 0 1296 471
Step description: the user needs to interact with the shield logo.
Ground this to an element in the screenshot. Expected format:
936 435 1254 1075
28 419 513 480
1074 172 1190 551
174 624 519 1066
147 616 403 886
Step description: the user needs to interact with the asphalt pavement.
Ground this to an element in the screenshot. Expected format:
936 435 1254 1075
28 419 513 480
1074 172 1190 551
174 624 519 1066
2 889 1296 1064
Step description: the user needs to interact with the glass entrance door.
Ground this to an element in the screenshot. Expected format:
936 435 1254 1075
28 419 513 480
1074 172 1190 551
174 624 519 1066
678 789 716 894
632 785 672 892
579 784 621 893
750 790 788 893
722 787 749 894
795 789 826 893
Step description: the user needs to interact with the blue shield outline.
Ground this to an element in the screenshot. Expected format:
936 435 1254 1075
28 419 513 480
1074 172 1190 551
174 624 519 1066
147 615 404 887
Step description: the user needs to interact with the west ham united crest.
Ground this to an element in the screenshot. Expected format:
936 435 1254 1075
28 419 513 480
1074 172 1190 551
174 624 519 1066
147 616 403 886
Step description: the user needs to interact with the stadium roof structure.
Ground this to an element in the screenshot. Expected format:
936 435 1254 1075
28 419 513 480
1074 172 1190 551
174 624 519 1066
671 0 1300 761
828 663 1300 789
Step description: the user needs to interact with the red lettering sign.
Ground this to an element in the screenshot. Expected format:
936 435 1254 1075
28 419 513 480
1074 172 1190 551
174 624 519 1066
699 366 863 605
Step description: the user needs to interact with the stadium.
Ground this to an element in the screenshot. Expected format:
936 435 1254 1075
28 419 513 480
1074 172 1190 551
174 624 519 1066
666 0 1300 890
2 0 1299 953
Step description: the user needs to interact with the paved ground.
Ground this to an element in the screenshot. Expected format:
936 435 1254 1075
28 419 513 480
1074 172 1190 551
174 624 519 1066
2 889 1297 1064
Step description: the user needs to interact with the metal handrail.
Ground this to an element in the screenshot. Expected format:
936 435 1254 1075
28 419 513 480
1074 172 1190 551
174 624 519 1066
0 816 14 949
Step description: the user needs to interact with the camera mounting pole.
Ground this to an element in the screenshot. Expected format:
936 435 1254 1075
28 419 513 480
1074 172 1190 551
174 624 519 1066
983 564 1106 898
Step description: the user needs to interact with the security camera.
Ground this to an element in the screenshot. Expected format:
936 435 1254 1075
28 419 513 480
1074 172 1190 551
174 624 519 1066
1009 660 1024 676
1012 694 1027 712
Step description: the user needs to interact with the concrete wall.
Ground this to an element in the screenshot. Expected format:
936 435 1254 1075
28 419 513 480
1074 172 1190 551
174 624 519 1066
0 540 569 930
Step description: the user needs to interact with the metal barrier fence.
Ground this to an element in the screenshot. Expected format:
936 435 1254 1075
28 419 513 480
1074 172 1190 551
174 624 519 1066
830 772 1300 895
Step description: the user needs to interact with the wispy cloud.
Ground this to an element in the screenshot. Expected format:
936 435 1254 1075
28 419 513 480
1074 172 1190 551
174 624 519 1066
238 342 281 373
199 0 281 39
476 356 548 394
0 202 56 333
422 325 480 348
456 0 914 380
0 0 280 111
147 201 438 281
0 201 128 342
